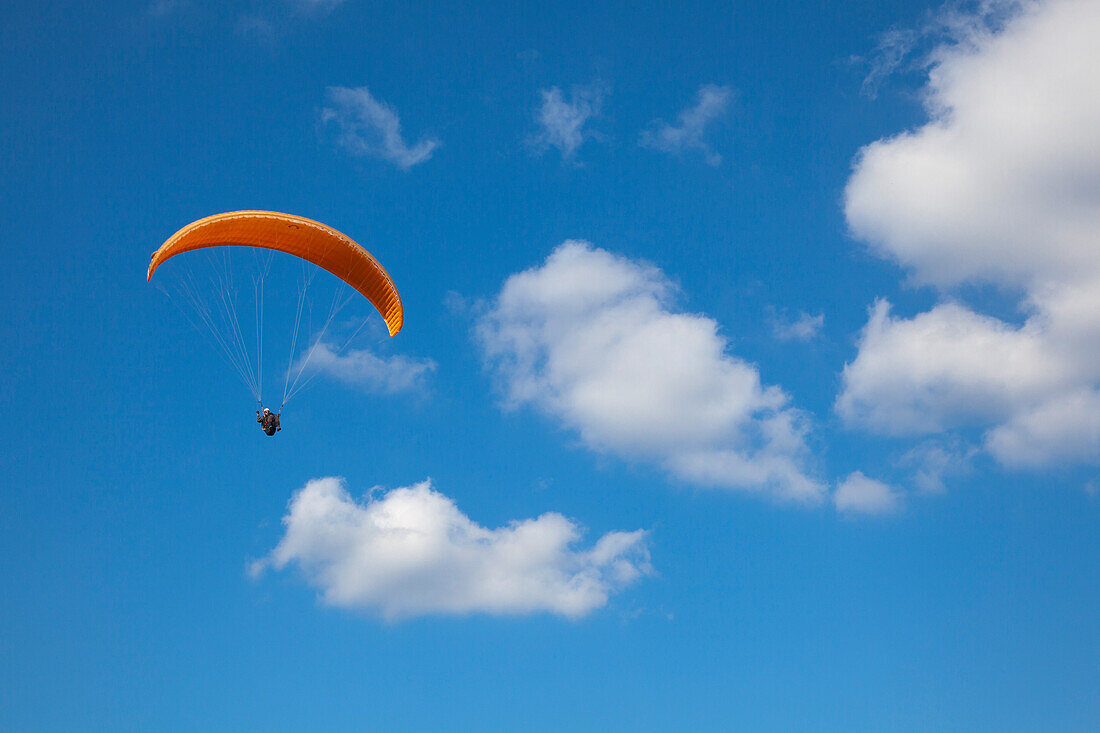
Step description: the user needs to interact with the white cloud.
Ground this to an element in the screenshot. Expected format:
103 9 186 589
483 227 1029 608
253 477 651 619
147 0 187 16
321 87 439 169
236 13 278 42
840 0 1100 469
530 84 605 159
837 300 1069 435
300 343 436 395
900 439 974 494
477 241 825 503
857 0 1029 99
858 27 921 99
834 471 903 515
640 84 733 166
846 0 1100 288
234 0 347 40
985 388 1100 467
769 309 825 342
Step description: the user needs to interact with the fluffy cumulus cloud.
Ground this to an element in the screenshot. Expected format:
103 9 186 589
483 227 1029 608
838 300 1070 435
846 0 1100 289
477 242 824 503
985 388 1100 467
640 84 733 166
840 0 1100 468
834 471 903 515
253 478 651 619
530 83 605 159
301 344 436 395
321 86 439 169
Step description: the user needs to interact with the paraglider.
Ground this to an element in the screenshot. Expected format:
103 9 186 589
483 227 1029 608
148 211 403 431
257 407 281 436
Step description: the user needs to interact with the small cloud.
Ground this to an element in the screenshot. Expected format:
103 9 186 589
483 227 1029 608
235 0 347 41
639 84 733 166
834 471 903 515
900 439 974 494
237 13 278 42
443 290 470 315
321 86 440 170
253 477 652 619
768 308 824 342
147 0 188 16
856 1 1025 98
296 343 435 395
529 83 606 160
858 27 920 98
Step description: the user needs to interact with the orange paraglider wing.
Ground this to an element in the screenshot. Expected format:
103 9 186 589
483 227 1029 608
148 211 403 336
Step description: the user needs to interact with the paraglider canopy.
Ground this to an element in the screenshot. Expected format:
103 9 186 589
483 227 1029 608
148 210 403 336
149 210 404 412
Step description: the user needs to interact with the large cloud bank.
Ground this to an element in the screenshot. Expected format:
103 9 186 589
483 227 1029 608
477 241 824 502
841 0 1100 468
254 478 650 619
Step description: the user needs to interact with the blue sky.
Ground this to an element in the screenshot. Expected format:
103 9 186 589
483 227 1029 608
3 0 1099 729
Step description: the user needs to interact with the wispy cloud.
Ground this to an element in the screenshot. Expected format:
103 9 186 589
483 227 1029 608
529 83 606 160
252 477 651 619
296 0 348 9
857 27 921 99
477 241 824 503
321 86 440 169
834 471 903 515
146 0 188 17
768 308 824 342
900 439 975 494
856 0 1028 98
297 344 436 395
639 84 733 166
237 13 278 42
234 0 349 41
